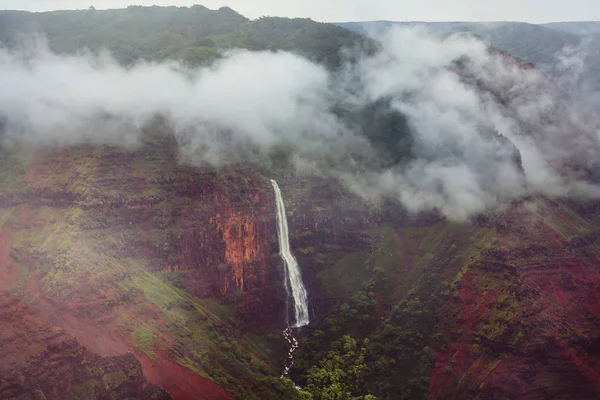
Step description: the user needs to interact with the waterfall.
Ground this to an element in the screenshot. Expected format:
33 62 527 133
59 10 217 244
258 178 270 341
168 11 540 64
271 179 310 328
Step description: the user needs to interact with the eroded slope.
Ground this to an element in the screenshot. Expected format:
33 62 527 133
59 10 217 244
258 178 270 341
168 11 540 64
0 143 292 400
0 293 172 400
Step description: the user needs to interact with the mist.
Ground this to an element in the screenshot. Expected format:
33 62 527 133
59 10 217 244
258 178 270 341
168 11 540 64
1 28 600 220
550 35 600 114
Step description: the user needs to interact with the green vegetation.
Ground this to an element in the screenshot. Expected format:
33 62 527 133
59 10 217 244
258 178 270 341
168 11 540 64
0 144 30 202
0 138 506 399
0 142 316 399
291 278 437 400
0 6 371 69
5 6 598 400
367 296 437 399
132 325 157 359
286 218 501 400
305 335 375 400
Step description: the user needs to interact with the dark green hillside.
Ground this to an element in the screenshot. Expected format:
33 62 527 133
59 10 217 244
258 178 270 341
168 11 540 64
0 6 370 68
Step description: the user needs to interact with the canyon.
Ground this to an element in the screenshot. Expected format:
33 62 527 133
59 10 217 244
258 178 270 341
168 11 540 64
1 5 600 400
2 140 600 399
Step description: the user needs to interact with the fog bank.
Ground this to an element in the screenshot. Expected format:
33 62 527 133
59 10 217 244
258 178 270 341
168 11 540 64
1 29 599 220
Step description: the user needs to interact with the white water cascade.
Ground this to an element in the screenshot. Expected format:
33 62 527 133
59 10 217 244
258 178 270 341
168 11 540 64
271 179 309 378
271 179 310 328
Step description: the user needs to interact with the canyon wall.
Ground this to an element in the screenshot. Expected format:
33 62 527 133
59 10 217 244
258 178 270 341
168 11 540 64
4 141 600 399
0 143 285 399
428 197 600 399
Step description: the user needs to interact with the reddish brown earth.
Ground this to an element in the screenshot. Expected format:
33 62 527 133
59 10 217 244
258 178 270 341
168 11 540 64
24 280 233 400
0 145 273 399
0 293 172 399
138 352 233 400
429 199 600 400
0 225 20 290
4 140 600 400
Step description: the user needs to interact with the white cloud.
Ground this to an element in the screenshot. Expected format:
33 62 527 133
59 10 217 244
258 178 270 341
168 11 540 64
2 27 600 220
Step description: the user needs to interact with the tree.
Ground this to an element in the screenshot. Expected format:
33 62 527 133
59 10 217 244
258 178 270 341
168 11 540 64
305 336 376 400
88 6 95 11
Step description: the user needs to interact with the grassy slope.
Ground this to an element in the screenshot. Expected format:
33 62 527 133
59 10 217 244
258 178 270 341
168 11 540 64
0 143 296 399
430 197 600 399
288 212 495 396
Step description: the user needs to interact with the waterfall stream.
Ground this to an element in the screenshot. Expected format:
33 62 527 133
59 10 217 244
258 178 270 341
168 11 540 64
271 179 310 328
270 179 309 377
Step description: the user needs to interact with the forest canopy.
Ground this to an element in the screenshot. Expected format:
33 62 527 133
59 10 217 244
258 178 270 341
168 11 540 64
0 6 372 68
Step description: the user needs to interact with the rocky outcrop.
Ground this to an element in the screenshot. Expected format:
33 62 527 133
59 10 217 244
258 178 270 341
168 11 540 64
13 145 283 329
569 229 600 249
0 144 280 399
0 294 172 400
278 178 375 318
429 198 600 400
5 139 600 400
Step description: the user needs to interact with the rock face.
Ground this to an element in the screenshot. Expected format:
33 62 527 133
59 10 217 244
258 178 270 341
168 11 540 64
14 143 282 326
0 293 172 400
0 143 280 399
278 178 376 318
428 198 600 400
278 177 600 399
3 137 600 400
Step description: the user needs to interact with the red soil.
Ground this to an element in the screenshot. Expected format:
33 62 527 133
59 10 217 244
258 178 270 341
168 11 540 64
0 226 20 290
24 276 129 356
23 274 234 399
137 352 234 400
429 202 600 399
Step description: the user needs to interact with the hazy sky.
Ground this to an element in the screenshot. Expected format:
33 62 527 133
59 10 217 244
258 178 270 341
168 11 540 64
1 0 599 23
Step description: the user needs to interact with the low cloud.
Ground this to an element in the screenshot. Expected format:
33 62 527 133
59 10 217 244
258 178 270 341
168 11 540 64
1 28 600 220
548 34 600 113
